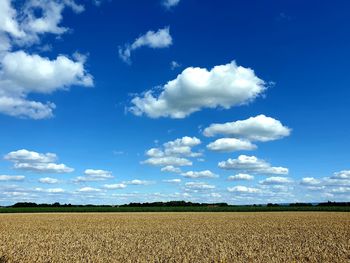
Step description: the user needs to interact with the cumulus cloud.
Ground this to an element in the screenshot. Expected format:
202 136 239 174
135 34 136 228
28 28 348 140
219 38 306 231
329 187 350 194
4 149 74 173
181 170 218 179
260 176 292 185
0 0 93 119
103 183 127 190
84 169 113 179
0 51 93 119
300 177 321 186
227 173 254 181
123 179 152 185
331 170 350 180
143 136 201 167
4 149 56 163
14 162 74 173
203 115 291 141
119 27 172 63
163 136 201 157
35 187 65 193
78 187 101 192
0 0 25 38
2 51 93 92
47 188 65 193
300 175 350 188
218 155 289 175
143 156 192 167
161 165 182 173
227 186 261 193
163 179 181 184
129 61 266 118
300 170 350 197
185 182 215 190
210 193 222 198
39 177 59 184
207 138 256 152
324 178 350 187
0 175 25 181
74 169 113 182
21 0 84 39
162 0 181 9
1 0 84 46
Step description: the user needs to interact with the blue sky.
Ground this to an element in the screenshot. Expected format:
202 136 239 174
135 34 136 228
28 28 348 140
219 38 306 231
0 0 349 205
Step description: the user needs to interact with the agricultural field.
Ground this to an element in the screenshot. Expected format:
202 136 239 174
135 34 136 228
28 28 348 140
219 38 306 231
0 212 349 262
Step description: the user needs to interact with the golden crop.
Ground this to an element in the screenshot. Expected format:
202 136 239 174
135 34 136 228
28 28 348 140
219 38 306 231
0 212 349 262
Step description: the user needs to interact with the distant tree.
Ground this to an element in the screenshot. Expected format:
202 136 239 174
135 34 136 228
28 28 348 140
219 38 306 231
12 202 37 207
289 203 312 207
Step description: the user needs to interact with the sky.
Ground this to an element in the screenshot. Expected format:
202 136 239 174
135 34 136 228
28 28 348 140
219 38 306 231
0 0 349 205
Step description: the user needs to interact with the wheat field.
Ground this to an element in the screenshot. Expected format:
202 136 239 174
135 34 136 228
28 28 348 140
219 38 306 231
0 212 349 262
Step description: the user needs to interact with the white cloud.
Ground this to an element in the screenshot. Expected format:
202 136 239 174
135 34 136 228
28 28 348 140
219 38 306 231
129 61 266 118
210 192 222 198
143 156 192 167
84 169 113 179
4 149 74 173
0 0 25 38
0 0 84 45
324 178 350 187
47 188 65 193
14 162 74 173
218 155 288 175
74 169 113 182
299 171 350 197
331 170 350 180
8 0 84 45
35 187 65 193
0 34 11 52
4 149 56 163
163 136 201 157
181 170 218 179
39 177 59 184
0 97 56 119
2 51 93 93
78 187 101 192
260 176 292 185
170 60 180 70
329 187 350 194
162 0 181 9
161 165 182 173
300 177 321 186
0 51 93 119
119 27 172 63
143 136 201 167
306 186 325 191
0 175 25 181
203 115 291 142
22 0 82 37
123 179 152 185
0 1 93 119
227 186 261 194
103 183 127 190
227 173 254 181
207 138 257 152
146 148 164 158
163 179 181 184
185 182 215 190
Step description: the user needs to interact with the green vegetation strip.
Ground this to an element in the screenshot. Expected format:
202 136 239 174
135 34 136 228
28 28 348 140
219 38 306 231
0 206 349 213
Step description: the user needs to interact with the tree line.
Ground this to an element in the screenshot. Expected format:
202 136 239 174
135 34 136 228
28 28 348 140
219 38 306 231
4 201 350 208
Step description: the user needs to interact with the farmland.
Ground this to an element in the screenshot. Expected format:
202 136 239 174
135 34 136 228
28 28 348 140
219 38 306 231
0 212 349 262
